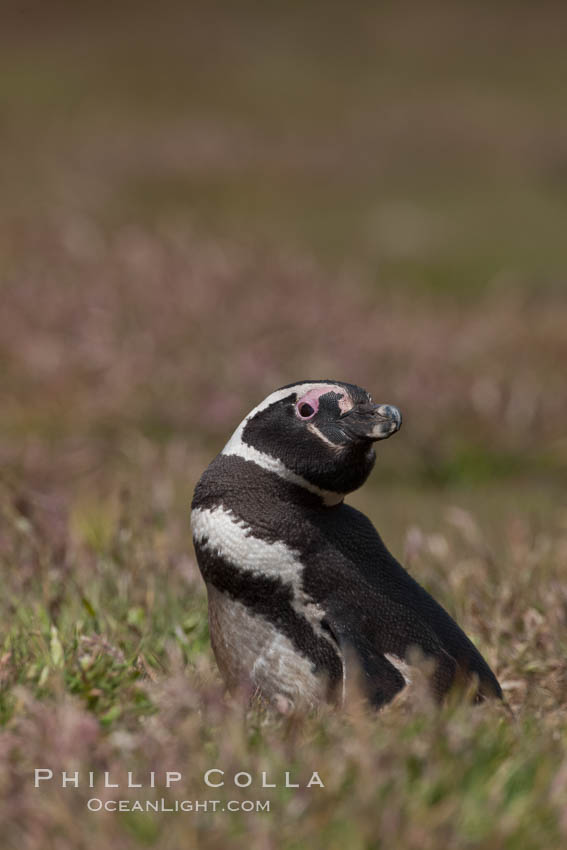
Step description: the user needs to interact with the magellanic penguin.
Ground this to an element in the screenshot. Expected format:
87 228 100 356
191 380 502 711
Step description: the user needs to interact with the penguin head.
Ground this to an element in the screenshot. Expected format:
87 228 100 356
223 380 401 498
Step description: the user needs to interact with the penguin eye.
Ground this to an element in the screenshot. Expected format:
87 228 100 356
297 402 315 419
295 391 320 419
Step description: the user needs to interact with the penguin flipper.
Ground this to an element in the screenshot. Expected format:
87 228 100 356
322 616 407 709
321 585 462 706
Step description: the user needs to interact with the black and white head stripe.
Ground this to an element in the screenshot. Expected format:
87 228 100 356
221 382 352 505
221 380 400 503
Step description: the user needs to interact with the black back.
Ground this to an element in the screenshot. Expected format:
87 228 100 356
192 454 502 704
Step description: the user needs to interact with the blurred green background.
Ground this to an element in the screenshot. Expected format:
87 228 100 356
1 0 566 525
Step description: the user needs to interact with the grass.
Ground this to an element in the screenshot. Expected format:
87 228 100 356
1 2 567 847
2 480 567 848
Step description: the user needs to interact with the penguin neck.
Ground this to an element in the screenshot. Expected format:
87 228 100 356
193 453 345 516
220 444 345 508
281 474 345 508
246 458 345 509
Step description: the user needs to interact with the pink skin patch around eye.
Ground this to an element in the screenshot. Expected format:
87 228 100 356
295 386 353 419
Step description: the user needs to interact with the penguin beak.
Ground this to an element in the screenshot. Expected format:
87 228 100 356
342 403 402 442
